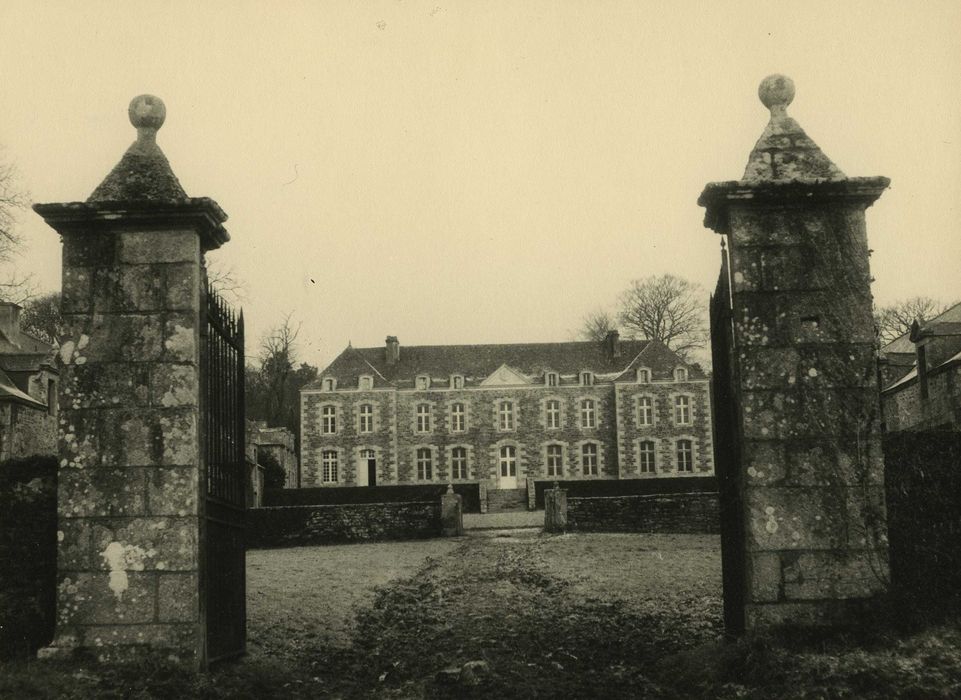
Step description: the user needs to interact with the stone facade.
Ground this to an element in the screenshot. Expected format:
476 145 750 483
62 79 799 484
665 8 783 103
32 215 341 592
566 492 720 534
301 335 713 499
34 95 231 666
248 421 299 487
700 75 889 630
247 501 442 548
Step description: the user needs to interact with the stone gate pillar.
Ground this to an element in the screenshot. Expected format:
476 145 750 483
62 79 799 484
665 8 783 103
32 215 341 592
34 95 229 665
699 76 889 629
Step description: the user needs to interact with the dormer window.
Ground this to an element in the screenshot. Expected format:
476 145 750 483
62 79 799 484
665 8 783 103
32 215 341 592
580 371 594 386
674 367 688 382
636 368 650 384
545 372 559 387
359 375 374 391
451 375 464 390
323 377 336 392
416 375 431 390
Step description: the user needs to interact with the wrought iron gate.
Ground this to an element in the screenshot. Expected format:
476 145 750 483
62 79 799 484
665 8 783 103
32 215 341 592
201 278 246 663
709 240 746 637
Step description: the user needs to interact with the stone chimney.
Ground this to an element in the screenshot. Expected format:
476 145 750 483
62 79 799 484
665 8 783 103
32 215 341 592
385 336 400 365
604 329 621 360
0 302 22 344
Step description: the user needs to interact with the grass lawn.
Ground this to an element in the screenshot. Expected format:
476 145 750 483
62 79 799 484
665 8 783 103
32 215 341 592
1 532 959 698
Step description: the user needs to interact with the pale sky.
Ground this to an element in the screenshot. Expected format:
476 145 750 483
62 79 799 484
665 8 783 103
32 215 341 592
2 0 959 369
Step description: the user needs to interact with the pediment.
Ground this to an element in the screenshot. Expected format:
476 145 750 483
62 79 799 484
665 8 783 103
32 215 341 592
480 364 530 387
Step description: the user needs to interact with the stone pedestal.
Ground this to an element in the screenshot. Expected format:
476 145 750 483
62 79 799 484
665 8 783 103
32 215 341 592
700 75 889 630
441 485 464 536
34 95 229 666
544 488 567 533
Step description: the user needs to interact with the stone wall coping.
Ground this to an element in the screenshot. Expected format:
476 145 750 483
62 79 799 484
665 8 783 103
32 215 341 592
698 177 890 235
568 491 719 500
33 199 229 252
254 500 439 511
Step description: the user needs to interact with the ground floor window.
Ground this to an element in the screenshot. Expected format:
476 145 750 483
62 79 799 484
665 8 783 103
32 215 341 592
322 450 339 483
499 445 517 477
639 440 656 473
546 444 563 477
581 443 598 476
451 447 468 479
676 439 693 472
417 447 433 480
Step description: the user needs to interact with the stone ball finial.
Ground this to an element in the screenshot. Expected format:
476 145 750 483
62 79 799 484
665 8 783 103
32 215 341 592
128 94 166 131
758 74 795 114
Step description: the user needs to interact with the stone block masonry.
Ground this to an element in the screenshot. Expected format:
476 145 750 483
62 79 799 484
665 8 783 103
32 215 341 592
247 502 442 548
566 493 720 534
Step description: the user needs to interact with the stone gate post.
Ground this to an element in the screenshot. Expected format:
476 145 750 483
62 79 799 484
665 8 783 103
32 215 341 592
34 95 229 665
699 76 889 630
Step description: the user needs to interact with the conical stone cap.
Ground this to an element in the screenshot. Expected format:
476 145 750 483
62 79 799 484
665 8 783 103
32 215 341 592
87 94 189 204
741 75 846 184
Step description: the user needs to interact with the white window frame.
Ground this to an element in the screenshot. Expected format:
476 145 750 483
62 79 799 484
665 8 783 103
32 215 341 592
450 446 469 480
359 403 374 433
321 405 337 434
358 375 374 391
545 371 559 387
580 399 596 429
676 439 694 473
638 440 657 474
546 443 563 477
322 377 336 392
451 374 464 390
322 449 339 483
499 445 517 477
416 403 432 433
498 400 516 431
416 447 434 480
673 395 692 426
636 368 651 384
580 371 594 386
545 399 561 429
450 402 466 432
416 375 431 390
581 443 599 476
674 367 688 382
637 396 654 427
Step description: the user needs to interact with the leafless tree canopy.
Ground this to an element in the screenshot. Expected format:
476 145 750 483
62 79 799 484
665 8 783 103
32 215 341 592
206 257 247 304
577 308 618 342
875 296 957 346
0 155 33 303
617 274 707 358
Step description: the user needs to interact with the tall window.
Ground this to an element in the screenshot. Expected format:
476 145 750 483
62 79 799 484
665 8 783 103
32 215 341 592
674 396 691 425
359 404 373 433
677 440 693 472
639 441 656 473
451 447 468 479
47 379 57 417
637 368 650 383
580 399 596 429
321 405 337 434
451 375 464 389
359 376 373 390
498 401 515 430
416 375 430 390
322 450 338 483
580 371 593 386
417 448 433 480
545 400 561 429
546 444 563 477
674 367 688 381
323 378 335 391
546 372 558 387
416 404 432 432
637 396 653 426
499 445 517 477
581 443 598 476
451 403 466 432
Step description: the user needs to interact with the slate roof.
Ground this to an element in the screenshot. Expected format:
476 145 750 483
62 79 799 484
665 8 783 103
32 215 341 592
881 301 961 392
308 338 704 390
88 141 188 204
0 367 45 409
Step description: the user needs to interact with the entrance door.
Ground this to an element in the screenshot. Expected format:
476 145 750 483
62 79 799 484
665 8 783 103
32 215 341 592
498 445 517 489
358 449 375 487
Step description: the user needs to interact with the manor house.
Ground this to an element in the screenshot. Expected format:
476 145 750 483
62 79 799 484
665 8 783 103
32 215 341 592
300 332 714 499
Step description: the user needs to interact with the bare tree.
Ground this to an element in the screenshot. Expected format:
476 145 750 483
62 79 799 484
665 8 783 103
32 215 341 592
617 274 707 358
577 308 619 342
0 154 33 302
875 296 957 346
206 257 246 304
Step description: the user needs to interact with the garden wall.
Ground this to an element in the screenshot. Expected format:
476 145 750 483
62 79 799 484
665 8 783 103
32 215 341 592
883 431 961 616
566 491 720 534
0 455 58 659
533 476 717 509
263 482 481 513
248 501 443 548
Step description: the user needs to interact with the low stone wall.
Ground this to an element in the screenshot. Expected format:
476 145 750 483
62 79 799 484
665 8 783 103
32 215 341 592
0 455 58 659
566 492 720 534
247 501 443 548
